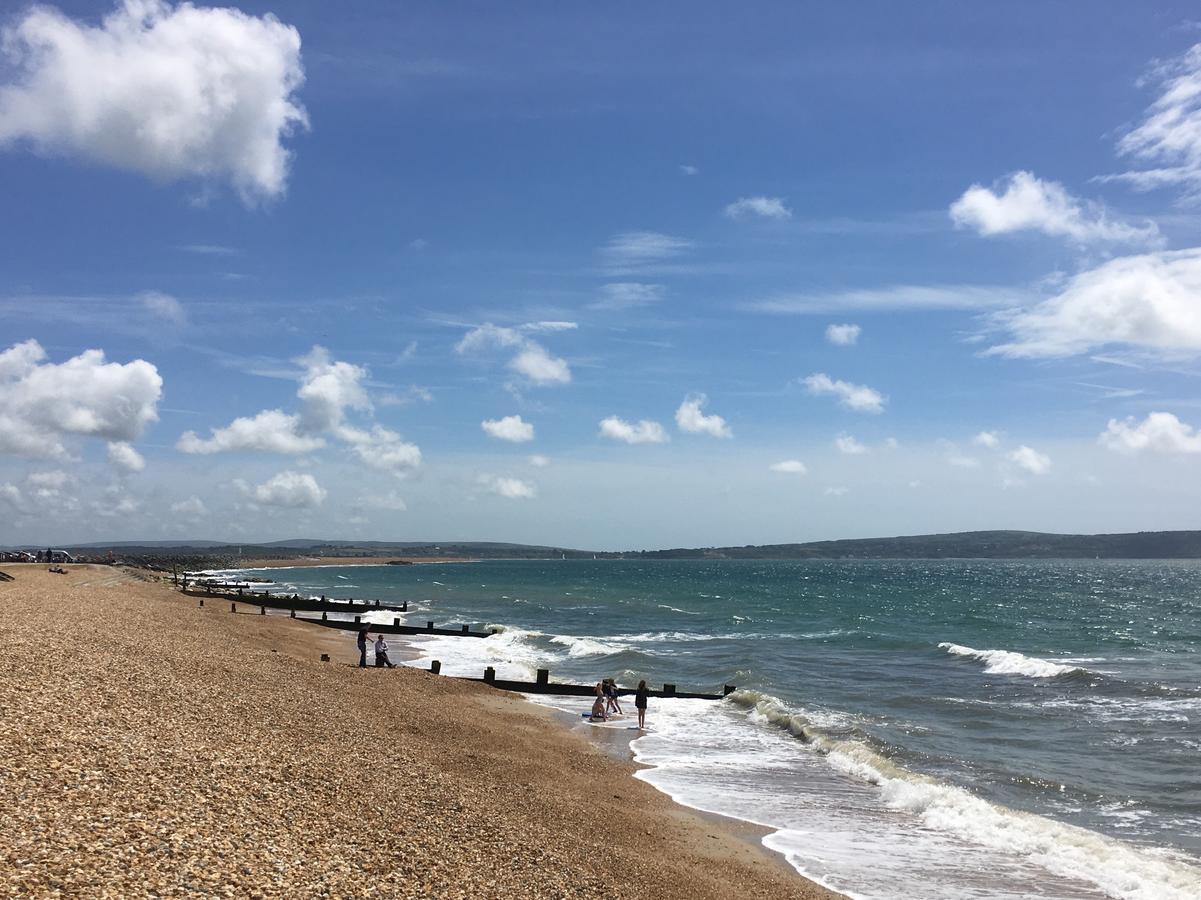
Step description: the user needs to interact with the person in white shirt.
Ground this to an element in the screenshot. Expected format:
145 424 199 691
374 635 396 668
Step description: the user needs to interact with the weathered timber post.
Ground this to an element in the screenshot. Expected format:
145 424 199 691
321 611 328 621
290 609 296 619
354 615 361 624
260 606 266 615
374 599 380 608
402 601 408 612
230 602 236 613
663 684 676 696
426 621 434 631
536 669 549 687
724 685 736 696
393 618 400 627
430 660 441 675
320 653 330 663
461 624 469 634
484 666 496 684
198 598 204 607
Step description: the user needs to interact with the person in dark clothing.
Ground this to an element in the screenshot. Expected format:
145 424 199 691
356 627 369 668
635 679 649 730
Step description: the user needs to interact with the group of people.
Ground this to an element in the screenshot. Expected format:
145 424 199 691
357 627 395 668
590 677 650 729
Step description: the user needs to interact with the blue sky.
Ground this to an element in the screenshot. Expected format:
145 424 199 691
2 1 1201 549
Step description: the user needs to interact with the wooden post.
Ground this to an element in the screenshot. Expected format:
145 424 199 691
320 653 330 663
402 601 408 612
198 598 204 607
321 611 328 621
426 621 434 631
484 666 496 684
663 684 676 696
290 609 296 619
536 669 549 687
230 602 236 613
461 624 469 634
260 606 266 616
724 685 736 696
430 660 441 675
393 618 400 627
374 599 380 608
354 615 361 624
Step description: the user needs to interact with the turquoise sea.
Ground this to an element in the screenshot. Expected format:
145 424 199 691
229 559 1201 899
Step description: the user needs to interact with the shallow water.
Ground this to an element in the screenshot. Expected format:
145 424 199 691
231 559 1201 899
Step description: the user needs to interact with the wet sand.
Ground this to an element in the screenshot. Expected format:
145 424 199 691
0 565 841 899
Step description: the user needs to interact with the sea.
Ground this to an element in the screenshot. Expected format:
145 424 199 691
225 558 1201 900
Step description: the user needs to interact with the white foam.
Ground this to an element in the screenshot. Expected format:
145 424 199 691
939 642 1086 678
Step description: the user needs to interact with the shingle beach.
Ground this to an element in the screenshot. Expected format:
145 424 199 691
0 565 840 899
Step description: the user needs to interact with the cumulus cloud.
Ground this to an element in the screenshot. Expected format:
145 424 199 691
973 431 1001 448
988 248 1201 358
724 196 792 220
248 470 325 508
826 323 861 346
481 414 535 443
949 171 1159 244
456 323 571 386
598 416 669 445
528 454 550 467
769 459 807 474
140 290 185 325
178 409 321 455
337 425 422 476
835 434 868 455
1100 411 1201 454
675 394 731 438
170 495 207 519
591 282 665 310
802 373 886 413
0 0 307 203
295 346 370 432
1108 43 1201 201
0 339 162 458
1008 445 1051 475
107 441 145 472
477 474 536 499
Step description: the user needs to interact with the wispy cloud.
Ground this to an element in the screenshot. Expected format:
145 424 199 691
598 231 693 274
723 196 792 221
590 282 665 311
746 284 1021 314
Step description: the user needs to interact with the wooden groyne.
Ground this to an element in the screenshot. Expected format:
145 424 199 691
438 665 733 701
301 615 494 639
181 585 408 614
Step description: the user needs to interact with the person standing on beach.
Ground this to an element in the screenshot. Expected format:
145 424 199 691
605 678 623 716
374 634 396 668
635 679 649 730
356 627 369 668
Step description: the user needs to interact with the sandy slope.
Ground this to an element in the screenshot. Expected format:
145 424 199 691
0 565 840 899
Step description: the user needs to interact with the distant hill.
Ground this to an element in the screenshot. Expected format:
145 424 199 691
8 530 1201 562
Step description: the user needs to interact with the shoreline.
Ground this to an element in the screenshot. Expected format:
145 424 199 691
0 564 841 898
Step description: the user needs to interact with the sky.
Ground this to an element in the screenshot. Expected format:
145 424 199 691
2 1 1201 550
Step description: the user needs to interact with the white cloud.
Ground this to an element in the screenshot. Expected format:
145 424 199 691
357 489 407 511
178 409 321 455
824 486 849 497
481 414 535 443
599 231 693 272
456 323 571 386
948 455 981 469
835 433 868 455
107 441 145 472
477 474 536 499
295 346 371 432
679 164 699 176
0 339 161 458
1100 412 1201 454
802 373 886 413
973 431 1001 448
675 394 732 438
28 470 70 490
989 248 1201 358
825 323 861 346
949 171 1159 244
140 290 185 325
337 425 422 476
170 495 207 519
724 196 792 221
528 454 550 467
1008 445 1052 475
769 459 807 474
591 282 665 310
598 416 669 445
0 0 307 203
748 284 1019 315
1108 43 1201 201
249 470 326 508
